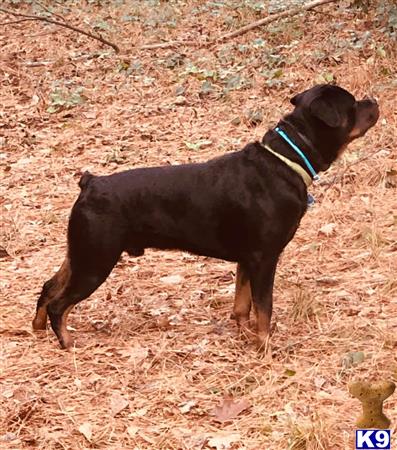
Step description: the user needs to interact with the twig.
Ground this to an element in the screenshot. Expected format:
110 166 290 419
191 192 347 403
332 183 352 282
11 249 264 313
33 0 67 23
217 0 340 42
0 18 35 26
140 40 197 50
0 6 119 53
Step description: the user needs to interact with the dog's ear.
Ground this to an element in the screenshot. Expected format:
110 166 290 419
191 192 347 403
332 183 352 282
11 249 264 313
309 97 342 127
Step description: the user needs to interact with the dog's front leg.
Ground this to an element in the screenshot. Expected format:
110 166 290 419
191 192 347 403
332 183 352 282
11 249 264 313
247 255 279 353
233 263 252 339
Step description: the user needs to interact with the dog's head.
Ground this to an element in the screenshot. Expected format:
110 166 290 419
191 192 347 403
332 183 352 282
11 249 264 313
287 84 379 168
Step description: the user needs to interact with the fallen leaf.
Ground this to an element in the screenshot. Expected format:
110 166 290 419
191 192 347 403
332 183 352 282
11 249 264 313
212 397 250 423
319 222 337 236
184 140 212 151
2 389 14 399
200 80 215 96
156 315 171 330
0 246 10 259
179 400 196 414
110 392 129 417
131 406 148 417
118 345 149 363
83 111 97 119
385 168 397 188
245 108 263 126
138 431 158 444
1 432 18 443
78 422 93 442
314 376 327 389
87 373 102 385
207 432 241 449
127 425 139 437
341 351 365 369
160 274 184 284
323 72 334 83
174 95 187 105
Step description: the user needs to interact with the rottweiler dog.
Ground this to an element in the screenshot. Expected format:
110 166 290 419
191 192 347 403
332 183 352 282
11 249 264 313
32 84 379 350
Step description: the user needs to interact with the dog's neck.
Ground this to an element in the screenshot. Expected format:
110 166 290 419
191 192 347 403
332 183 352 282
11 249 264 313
281 120 315 154
266 117 330 173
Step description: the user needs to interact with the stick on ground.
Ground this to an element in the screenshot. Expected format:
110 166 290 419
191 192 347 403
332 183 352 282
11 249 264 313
0 6 119 53
217 0 340 42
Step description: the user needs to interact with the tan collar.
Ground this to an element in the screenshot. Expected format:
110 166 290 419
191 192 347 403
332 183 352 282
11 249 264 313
260 143 312 187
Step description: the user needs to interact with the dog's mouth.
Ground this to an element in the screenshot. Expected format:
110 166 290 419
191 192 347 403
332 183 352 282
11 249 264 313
348 98 380 140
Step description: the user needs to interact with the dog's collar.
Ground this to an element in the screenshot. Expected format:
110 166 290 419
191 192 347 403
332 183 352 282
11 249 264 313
260 143 313 187
275 127 319 182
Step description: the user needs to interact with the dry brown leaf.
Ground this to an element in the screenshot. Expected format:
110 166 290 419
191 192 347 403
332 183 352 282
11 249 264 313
179 399 196 414
131 407 148 417
110 392 129 417
127 425 139 437
138 431 158 445
87 373 102 385
118 345 149 363
160 274 184 284
0 246 10 259
212 397 250 423
2 389 14 399
207 432 241 449
78 422 93 442
314 376 327 389
319 222 337 236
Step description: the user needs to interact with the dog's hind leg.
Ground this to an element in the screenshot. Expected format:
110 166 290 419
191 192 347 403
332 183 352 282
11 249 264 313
35 197 124 348
47 266 118 349
32 257 71 331
32 255 115 349
49 234 123 348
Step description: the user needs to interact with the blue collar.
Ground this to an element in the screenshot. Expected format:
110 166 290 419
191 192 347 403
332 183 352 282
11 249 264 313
275 127 319 181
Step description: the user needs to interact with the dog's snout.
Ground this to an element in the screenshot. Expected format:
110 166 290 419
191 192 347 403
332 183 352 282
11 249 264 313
359 97 380 118
363 96 378 106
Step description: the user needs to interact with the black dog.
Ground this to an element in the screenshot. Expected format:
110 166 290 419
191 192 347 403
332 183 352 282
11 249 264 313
33 84 379 350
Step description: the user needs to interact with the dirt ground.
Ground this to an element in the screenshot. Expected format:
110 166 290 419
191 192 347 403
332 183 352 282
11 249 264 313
1 1 396 449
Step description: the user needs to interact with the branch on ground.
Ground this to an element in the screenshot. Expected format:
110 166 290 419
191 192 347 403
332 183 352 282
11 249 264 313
140 40 198 50
216 0 340 42
0 6 119 53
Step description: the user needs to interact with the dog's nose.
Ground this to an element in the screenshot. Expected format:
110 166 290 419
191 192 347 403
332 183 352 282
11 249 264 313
364 96 378 105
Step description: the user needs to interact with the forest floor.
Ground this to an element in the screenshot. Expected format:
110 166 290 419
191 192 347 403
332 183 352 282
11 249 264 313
1 1 396 449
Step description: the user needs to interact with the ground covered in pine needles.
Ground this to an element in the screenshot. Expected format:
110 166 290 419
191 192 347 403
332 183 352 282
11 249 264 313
1 1 396 449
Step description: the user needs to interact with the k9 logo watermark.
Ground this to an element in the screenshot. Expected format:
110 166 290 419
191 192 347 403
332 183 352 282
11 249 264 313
355 430 391 449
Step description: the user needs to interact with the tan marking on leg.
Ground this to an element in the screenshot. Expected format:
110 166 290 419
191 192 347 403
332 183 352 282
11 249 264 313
348 127 363 139
256 309 271 354
32 257 71 331
233 263 252 337
58 304 74 350
32 306 48 330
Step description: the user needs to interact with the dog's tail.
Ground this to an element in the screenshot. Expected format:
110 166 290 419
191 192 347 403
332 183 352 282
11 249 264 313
78 171 94 190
